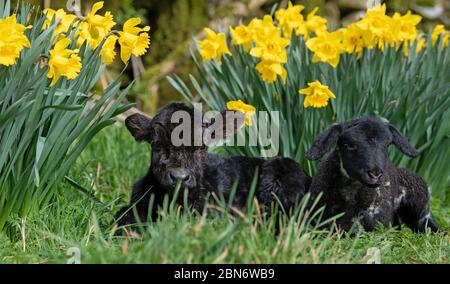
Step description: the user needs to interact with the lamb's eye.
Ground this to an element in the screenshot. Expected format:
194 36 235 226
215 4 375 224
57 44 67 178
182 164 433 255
160 151 170 161
343 143 357 151
152 147 170 161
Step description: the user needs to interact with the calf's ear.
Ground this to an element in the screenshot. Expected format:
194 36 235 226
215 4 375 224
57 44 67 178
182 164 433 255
388 124 418 157
203 110 246 145
125 113 152 142
306 124 343 160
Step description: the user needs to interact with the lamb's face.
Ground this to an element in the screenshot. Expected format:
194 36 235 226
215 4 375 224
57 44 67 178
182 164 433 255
149 127 207 192
306 116 419 188
150 145 206 192
337 120 391 187
125 103 207 192
125 102 245 193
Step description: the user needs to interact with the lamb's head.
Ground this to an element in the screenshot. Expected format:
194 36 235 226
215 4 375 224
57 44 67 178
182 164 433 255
125 102 245 192
306 117 418 188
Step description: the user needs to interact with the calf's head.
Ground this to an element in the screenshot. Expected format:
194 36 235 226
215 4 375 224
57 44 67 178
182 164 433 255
306 117 418 187
125 102 245 192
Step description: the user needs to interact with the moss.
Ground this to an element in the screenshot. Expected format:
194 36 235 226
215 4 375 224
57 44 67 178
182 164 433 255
301 0 326 14
136 0 208 111
146 0 207 64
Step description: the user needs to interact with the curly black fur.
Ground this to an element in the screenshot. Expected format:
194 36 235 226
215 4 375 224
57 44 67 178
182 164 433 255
115 103 311 229
306 116 439 233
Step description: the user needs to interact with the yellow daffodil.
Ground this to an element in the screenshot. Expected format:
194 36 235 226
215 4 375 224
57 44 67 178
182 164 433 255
357 4 389 36
118 17 150 64
230 24 253 51
249 15 289 70
85 1 115 38
415 37 426 54
249 15 280 44
244 15 290 84
443 33 449 48
431 25 445 46
47 37 82 86
402 42 410 57
402 35 428 57
255 60 287 84
226 100 256 126
101 35 118 64
0 15 31 66
357 4 396 50
43 8 77 36
198 28 231 64
392 11 421 42
77 1 116 48
250 35 289 63
304 7 328 38
403 33 432 56
342 24 371 57
299 81 336 108
275 1 305 38
306 30 344 68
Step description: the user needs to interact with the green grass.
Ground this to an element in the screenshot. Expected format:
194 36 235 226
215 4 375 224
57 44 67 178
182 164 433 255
0 125 448 264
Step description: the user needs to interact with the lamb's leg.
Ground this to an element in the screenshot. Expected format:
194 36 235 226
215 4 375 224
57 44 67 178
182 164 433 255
259 158 311 213
115 174 163 232
396 169 440 233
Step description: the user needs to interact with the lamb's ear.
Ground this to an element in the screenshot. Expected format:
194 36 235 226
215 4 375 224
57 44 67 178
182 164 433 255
306 124 343 160
388 124 418 157
203 110 246 144
125 113 152 142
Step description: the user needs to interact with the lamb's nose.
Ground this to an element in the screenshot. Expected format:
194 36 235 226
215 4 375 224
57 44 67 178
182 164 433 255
368 167 383 179
169 168 190 182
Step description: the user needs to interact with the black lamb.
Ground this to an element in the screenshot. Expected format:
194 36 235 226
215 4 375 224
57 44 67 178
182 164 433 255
306 116 439 233
115 102 311 229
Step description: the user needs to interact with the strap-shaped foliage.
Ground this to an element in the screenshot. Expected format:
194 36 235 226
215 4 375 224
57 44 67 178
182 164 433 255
0 1 131 230
169 28 450 201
